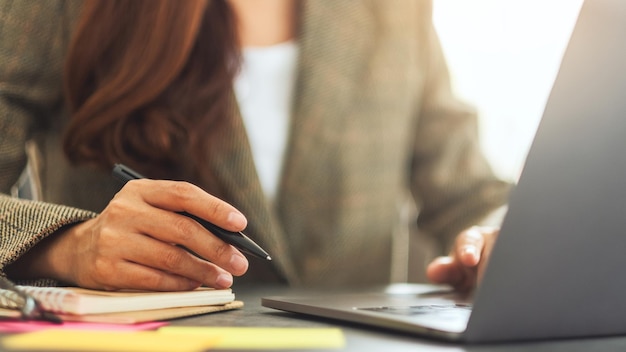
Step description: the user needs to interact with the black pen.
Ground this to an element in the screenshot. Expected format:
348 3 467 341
112 163 272 261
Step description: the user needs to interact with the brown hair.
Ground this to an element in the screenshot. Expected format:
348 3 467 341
62 0 241 191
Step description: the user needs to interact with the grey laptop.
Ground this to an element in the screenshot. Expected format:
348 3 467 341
262 0 626 343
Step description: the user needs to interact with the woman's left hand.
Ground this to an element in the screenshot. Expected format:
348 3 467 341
426 226 499 292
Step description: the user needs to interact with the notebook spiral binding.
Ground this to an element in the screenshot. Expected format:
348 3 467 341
0 289 24 310
0 276 62 323
15 286 69 313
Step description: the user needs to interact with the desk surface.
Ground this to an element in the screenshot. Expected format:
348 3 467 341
168 284 626 352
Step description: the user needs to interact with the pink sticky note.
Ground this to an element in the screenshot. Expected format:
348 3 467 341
0 320 167 333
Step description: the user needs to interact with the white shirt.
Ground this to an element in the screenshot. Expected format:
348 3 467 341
234 41 299 201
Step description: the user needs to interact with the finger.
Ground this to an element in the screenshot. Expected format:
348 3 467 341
123 179 247 232
121 204 249 276
477 228 499 283
454 227 485 267
100 261 204 291
119 233 235 289
427 256 476 292
426 256 464 285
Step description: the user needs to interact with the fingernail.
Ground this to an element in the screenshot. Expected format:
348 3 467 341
230 253 249 274
462 246 480 265
463 246 478 257
215 273 233 288
227 212 247 228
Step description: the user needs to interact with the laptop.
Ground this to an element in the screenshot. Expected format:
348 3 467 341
262 0 626 343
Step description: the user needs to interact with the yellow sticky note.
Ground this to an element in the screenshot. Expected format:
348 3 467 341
159 327 345 349
1 329 217 352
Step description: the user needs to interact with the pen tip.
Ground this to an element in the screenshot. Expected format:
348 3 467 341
266 256 272 261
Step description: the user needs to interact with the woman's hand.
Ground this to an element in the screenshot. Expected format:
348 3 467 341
426 226 499 292
13 179 250 291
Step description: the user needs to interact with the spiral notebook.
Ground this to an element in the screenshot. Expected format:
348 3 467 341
0 286 243 324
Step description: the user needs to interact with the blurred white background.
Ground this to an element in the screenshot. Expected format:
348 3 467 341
402 0 584 283
433 0 584 182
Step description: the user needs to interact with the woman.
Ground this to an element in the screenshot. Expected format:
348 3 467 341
0 0 510 291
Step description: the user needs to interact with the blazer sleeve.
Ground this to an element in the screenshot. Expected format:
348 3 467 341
410 13 512 251
0 0 95 285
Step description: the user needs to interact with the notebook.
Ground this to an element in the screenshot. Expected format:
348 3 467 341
0 286 242 324
263 0 626 343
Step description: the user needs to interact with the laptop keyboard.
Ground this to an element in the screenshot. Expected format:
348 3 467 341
358 303 472 317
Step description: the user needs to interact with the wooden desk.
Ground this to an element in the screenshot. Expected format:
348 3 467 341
169 284 626 351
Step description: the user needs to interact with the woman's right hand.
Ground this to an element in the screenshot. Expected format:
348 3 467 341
12 179 250 291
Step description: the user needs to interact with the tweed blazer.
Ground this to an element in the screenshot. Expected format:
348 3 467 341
0 0 511 287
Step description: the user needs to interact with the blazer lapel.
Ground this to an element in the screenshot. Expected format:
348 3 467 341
207 95 299 283
211 1 375 285
280 0 375 196
276 2 375 271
